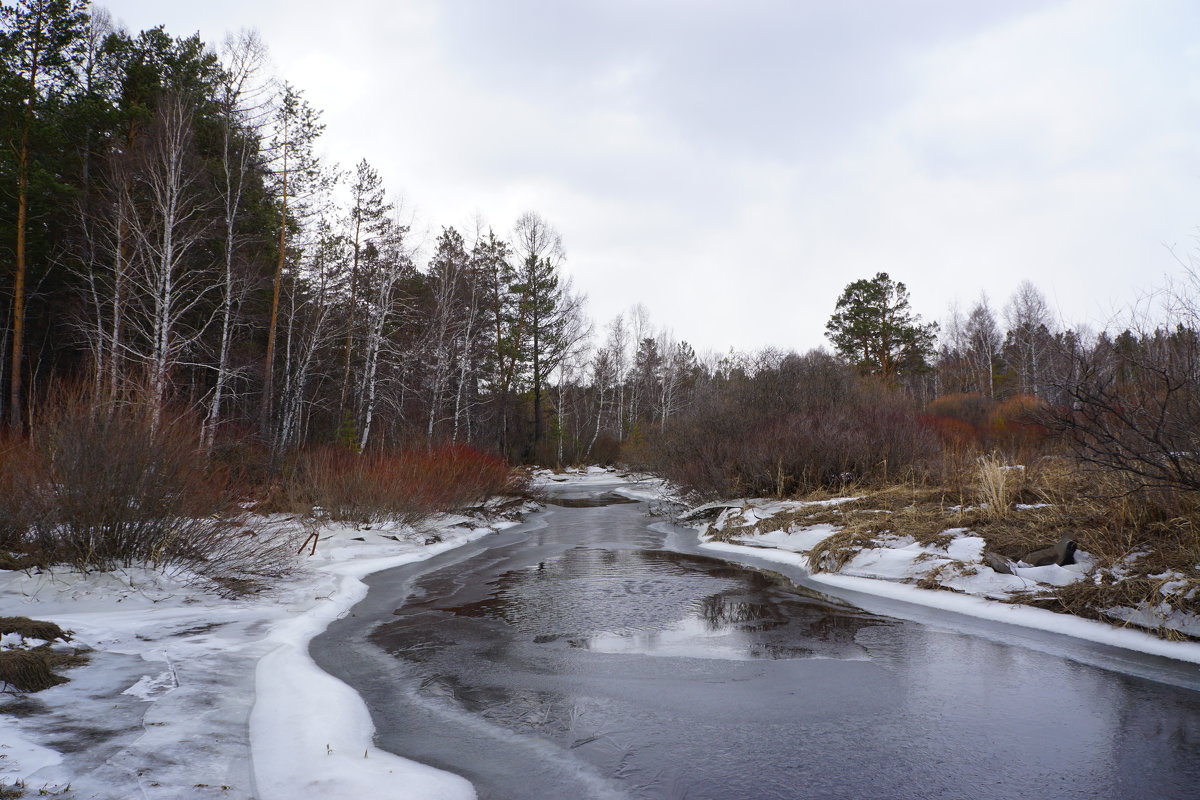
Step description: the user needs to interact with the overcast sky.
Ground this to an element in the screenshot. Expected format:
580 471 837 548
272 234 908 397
100 0 1200 355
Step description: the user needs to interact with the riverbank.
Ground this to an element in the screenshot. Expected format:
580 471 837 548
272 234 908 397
538 467 1200 662
4 468 1197 798
0 504 531 799
665 488 1200 663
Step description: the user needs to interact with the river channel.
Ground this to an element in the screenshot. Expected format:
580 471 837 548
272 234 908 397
310 480 1200 799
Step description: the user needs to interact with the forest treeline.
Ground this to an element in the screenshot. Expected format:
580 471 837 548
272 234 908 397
2 1 1198 510
0 1 594 463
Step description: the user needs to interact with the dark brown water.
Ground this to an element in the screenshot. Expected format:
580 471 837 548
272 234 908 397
312 482 1200 800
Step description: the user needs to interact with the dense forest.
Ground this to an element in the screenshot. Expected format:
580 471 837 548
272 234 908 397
2 0 1197 511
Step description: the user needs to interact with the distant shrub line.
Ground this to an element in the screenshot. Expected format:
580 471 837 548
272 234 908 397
0 391 526 588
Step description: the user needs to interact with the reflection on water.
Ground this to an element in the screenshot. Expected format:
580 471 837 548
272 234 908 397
542 492 640 508
431 545 885 661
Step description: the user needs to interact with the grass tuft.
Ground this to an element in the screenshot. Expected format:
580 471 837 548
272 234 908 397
0 617 69 642
0 648 81 694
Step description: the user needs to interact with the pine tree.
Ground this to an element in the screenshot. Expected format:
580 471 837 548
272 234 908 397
825 272 937 381
260 82 325 436
511 212 566 456
0 0 88 428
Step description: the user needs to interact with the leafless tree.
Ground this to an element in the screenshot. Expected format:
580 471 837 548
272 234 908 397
120 95 216 430
1044 270 1200 492
260 82 327 431
204 29 271 450
357 216 412 451
1004 280 1054 398
964 294 1001 399
275 221 343 452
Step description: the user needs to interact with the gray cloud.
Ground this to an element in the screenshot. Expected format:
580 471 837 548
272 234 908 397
104 0 1200 352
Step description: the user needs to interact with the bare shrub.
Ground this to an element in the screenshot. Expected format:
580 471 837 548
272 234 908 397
16 400 296 585
0 434 39 554
648 351 938 498
277 443 517 525
1042 319 1200 493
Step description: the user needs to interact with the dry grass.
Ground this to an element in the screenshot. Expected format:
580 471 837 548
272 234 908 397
776 457 1200 637
703 450 1199 640
0 650 68 693
0 616 87 694
975 454 1017 520
0 617 70 642
0 647 89 693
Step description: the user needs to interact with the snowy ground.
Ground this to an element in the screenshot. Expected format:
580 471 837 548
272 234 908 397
0 505 530 800
4 468 1197 798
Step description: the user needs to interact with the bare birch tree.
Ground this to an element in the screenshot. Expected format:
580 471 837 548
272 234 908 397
356 214 412 451
203 29 271 450
276 220 343 451
121 94 216 430
1004 280 1054 398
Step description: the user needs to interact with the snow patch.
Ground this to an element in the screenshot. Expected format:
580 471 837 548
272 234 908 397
0 512 522 799
700 539 1200 664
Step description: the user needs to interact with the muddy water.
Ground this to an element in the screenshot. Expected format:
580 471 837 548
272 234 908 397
311 485 1200 800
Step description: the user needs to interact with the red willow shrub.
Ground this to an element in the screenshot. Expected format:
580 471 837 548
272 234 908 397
1 399 297 583
921 392 1049 457
988 394 1050 455
0 433 39 554
289 443 517 524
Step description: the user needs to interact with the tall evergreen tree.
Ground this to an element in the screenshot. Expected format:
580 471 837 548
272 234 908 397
0 0 88 428
511 211 566 456
825 272 937 381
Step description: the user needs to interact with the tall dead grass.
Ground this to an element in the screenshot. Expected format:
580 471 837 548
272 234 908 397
975 454 1018 519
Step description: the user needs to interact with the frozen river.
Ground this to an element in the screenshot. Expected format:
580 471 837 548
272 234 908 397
311 482 1200 799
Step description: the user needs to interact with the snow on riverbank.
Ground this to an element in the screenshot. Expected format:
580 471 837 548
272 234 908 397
686 497 1200 663
5 468 1195 798
533 465 673 502
1 508 527 799
536 469 1200 664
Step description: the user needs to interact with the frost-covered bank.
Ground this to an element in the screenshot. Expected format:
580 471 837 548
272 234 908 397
0 506 529 800
680 494 1200 663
